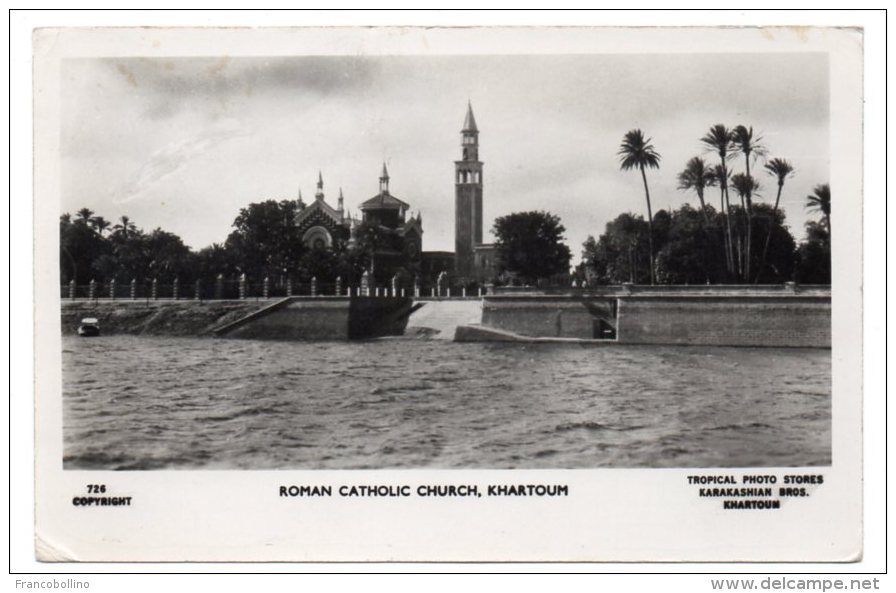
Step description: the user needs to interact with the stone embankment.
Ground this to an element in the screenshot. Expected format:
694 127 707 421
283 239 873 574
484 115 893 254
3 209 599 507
60 300 267 337
457 285 832 348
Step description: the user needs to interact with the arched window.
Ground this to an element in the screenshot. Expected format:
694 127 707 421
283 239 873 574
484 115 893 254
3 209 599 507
302 226 333 250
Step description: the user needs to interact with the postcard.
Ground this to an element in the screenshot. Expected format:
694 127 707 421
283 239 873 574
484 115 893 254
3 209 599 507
32 25 863 562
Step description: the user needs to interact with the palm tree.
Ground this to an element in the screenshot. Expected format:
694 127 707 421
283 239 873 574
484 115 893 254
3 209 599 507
806 183 831 234
676 156 716 224
709 163 733 272
730 173 761 281
619 129 661 284
90 215 110 235
731 126 765 281
702 125 736 277
755 158 794 283
113 215 136 239
731 126 765 179
76 207 94 224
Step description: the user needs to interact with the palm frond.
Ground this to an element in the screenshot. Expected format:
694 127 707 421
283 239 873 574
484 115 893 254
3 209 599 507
677 156 716 191
618 129 661 171
731 125 766 158
806 183 831 216
764 158 794 186
710 163 729 187
700 124 734 159
730 173 760 198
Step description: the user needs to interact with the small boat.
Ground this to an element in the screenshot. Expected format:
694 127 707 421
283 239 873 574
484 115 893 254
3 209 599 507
77 317 100 337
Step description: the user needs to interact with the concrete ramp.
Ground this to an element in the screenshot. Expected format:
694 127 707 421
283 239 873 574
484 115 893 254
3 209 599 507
405 300 483 340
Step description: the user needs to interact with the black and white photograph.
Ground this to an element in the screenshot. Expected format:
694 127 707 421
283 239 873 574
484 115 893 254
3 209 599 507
58 51 832 471
28 23 868 564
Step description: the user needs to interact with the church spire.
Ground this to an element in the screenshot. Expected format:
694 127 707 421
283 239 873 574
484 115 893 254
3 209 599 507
297 188 305 208
315 171 324 200
460 102 480 162
337 187 344 213
462 101 478 133
379 162 390 193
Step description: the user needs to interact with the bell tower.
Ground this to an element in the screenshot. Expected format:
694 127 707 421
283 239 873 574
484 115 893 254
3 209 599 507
455 101 483 278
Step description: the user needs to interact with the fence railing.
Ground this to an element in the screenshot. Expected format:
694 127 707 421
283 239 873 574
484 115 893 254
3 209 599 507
60 278 490 301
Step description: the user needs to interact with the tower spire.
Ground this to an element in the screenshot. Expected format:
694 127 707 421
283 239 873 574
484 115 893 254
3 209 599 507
338 187 344 213
315 171 324 200
297 188 305 208
462 101 478 133
379 162 390 193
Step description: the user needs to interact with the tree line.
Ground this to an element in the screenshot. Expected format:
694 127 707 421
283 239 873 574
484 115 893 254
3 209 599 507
59 200 400 287
610 125 830 285
61 123 832 288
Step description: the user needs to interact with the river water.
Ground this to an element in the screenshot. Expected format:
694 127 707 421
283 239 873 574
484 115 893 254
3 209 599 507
62 336 831 470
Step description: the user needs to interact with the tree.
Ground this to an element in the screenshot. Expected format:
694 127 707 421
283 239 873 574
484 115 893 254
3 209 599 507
144 228 193 282
350 220 396 281
756 158 794 283
731 125 765 179
701 124 737 277
581 213 651 284
746 203 797 283
76 208 95 224
585 204 795 286
655 204 727 284
90 215 110 236
677 156 716 224
618 129 661 284
299 246 341 284
806 183 831 234
112 215 137 240
730 173 761 281
492 211 572 284
105 217 149 282
795 221 830 284
195 243 237 283
709 163 733 279
225 199 304 280
60 213 109 284
731 125 765 282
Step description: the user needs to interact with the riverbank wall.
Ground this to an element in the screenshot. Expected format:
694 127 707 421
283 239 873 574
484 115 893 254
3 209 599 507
61 297 414 340
616 295 830 347
465 285 831 348
60 300 267 337
480 296 616 340
61 285 831 348
217 297 413 340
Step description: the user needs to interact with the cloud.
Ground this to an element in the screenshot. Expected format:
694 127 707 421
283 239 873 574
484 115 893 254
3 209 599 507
114 119 252 203
97 57 381 121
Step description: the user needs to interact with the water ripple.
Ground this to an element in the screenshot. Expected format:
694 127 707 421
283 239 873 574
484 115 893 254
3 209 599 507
62 336 831 470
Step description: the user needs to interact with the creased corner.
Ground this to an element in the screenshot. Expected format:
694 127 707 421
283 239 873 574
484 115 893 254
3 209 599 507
843 544 864 563
35 532 81 562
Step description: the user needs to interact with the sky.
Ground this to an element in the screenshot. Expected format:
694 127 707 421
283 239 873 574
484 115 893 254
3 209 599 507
61 53 829 260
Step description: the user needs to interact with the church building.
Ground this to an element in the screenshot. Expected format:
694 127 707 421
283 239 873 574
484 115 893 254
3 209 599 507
356 163 424 282
291 165 425 284
294 172 352 250
284 102 498 288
